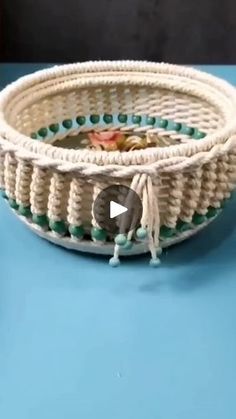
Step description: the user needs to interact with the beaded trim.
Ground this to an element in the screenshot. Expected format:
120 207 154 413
30 113 206 145
0 186 227 240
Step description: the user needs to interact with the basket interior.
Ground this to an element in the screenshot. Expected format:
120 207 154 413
3 74 228 152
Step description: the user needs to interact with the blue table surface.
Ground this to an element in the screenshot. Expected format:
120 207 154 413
1 64 236 419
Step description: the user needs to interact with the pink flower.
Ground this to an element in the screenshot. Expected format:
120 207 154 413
88 131 125 151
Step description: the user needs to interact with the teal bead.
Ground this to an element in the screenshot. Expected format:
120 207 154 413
176 220 191 232
62 119 73 129
192 129 206 140
90 114 100 124
118 113 128 123
49 123 60 133
69 225 85 238
149 258 161 267
157 118 168 129
103 114 113 124
167 121 182 132
192 213 207 225
32 214 49 227
114 234 127 246
18 205 32 217
109 257 120 267
76 116 86 125
160 225 175 238
38 127 48 138
8 198 19 210
136 227 147 240
206 207 220 219
180 125 194 136
132 115 142 124
91 227 107 241
30 132 37 139
146 116 156 125
123 240 133 250
49 220 67 235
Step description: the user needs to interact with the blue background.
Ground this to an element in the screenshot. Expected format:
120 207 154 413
0 65 236 419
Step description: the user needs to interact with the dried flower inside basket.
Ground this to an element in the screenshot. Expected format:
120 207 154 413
88 131 157 151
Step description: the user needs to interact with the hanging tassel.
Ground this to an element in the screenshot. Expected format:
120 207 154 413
109 244 121 267
109 174 147 267
140 176 162 267
109 174 161 267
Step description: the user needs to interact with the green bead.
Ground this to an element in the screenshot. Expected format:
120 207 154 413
18 205 31 217
8 198 19 210
103 114 113 124
109 257 120 267
38 127 48 138
49 220 67 235
49 123 60 133
91 227 107 241
132 115 142 124
206 207 220 219
136 227 147 240
146 116 156 125
115 234 127 246
90 114 100 124
167 121 182 132
62 119 73 129
30 132 37 139
32 214 49 227
76 116 86 125
192 129 206 140
192 213 207 225
118 113 128 123
176 220 191 232
160 225 176 238
157 118 168 129
180 125 194 136
123 240 133 250
69 225 85 238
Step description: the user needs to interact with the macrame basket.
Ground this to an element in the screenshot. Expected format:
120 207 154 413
0 61 236 266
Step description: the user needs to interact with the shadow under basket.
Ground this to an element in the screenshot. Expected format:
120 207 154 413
0 61 236 267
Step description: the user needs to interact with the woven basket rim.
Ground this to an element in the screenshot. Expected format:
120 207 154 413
1 60 236 167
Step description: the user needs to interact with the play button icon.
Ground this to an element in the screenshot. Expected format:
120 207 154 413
110 201 128 219
93 185 143 235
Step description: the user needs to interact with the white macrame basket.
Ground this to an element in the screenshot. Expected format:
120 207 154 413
0 61 236 266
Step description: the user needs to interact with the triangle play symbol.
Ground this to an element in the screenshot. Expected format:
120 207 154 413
109 200 128 219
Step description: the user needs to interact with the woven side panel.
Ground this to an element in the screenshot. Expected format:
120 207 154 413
67 178 84 226
209 156 231 208
30 167 51 215
48 173 70 221
15 160 33 206
81 182 94 225
4 153 17 199
179 168 203 222
162 173 185 228
193 161 217 214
